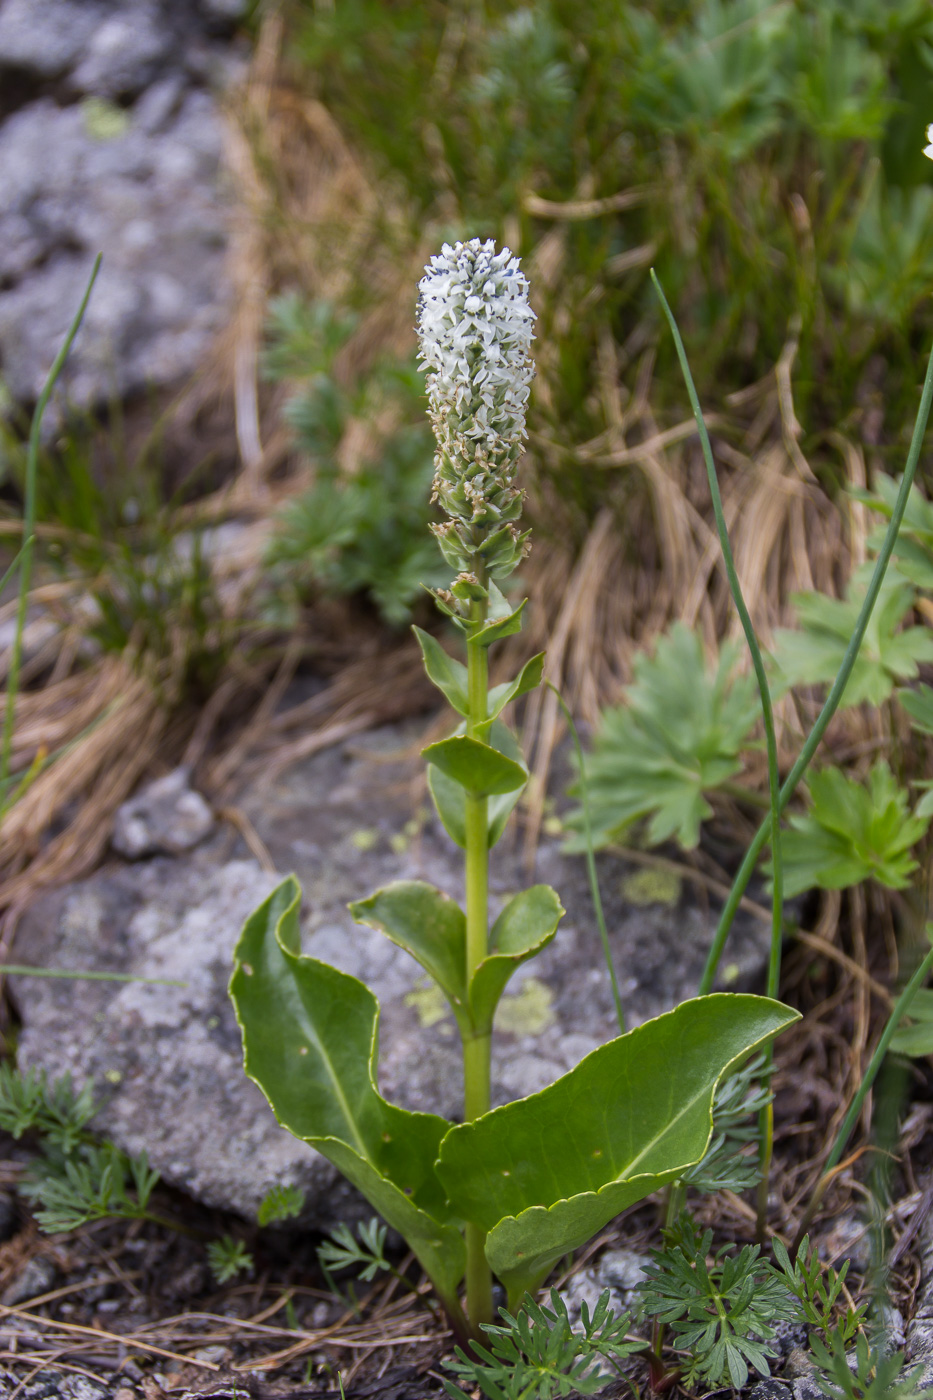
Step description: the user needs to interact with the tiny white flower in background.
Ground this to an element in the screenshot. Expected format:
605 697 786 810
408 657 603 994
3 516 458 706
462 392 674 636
924 123 933 161
417 238 536 496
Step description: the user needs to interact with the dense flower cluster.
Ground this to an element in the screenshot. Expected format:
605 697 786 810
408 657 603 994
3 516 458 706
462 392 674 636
417 239 535 587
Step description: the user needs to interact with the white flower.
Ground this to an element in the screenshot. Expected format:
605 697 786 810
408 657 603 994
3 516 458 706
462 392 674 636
925 123 933 161
417 239 535 492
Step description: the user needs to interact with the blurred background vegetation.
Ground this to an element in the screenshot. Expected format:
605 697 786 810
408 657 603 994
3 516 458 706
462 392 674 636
2 0 933 905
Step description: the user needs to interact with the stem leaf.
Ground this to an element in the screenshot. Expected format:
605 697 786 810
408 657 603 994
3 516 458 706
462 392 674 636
469 885 565 1031
349 880 469 1029
481 652 546 734
413 627 470 716
470 599 527 647
427 720 527 849
423 735 527 798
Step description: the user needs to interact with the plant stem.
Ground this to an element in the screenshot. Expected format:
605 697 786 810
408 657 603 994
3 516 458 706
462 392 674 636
463 595 493 1331
0 255 101 794
696 330 933 996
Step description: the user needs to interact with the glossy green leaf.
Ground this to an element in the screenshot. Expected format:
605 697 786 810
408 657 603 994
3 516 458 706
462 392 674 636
428 720 527 849
423 734 527 798
437 994 798 1306
230 877 465 1311
412 628 469 716
481 653 546 734
470 886 565 1030
349 881 469 1029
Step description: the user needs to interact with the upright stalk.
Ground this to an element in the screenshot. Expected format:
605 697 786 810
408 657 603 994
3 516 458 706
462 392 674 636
463 596 493 1329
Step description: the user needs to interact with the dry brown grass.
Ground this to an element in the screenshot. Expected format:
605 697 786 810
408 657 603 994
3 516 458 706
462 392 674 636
0 11 880 918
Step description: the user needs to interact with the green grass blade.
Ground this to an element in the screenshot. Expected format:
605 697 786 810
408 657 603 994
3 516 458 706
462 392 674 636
695 331 933 995
0 254 102 792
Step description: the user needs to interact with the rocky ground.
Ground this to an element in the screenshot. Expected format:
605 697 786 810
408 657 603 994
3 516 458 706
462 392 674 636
0 0 245 418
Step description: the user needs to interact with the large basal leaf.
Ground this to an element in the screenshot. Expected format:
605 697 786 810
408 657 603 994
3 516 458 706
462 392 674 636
437 994 799 1307
230 877 465 1311
470 886 565 1031
349 881 564 1036
428 719 528 848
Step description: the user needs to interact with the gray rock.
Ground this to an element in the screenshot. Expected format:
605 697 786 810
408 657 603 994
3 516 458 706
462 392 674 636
0 0 108 79
748 1383 792 1400
10 721 774 1224
0 1374 113 1400
0 92 232 412
1 1255 56 1306
906 1175 933 1390
0 0 242 418
111 765 214 857
71 4 171 99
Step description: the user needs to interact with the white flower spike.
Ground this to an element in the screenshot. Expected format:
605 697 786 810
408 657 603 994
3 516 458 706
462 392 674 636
925 123 933 161
417 239 535 590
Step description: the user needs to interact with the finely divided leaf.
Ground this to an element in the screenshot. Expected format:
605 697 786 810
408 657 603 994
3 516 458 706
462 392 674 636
230 878 465 1309
436 994 798 1306
564 624 758 851
772 566 933 708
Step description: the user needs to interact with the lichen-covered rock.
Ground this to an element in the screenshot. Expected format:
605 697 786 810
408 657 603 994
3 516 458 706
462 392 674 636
111 765 214 857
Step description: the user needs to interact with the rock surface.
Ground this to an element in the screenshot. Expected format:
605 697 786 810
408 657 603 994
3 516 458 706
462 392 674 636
906 1174 933 1388
111 765 214 857
0 0 245 414
11 720 774 1225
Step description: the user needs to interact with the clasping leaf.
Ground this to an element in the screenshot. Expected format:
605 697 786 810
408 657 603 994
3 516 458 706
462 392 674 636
423 735 527 798
350 881 564 1035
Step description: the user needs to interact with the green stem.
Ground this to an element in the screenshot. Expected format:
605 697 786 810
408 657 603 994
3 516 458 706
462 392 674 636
696 329 933 996
0 255 101 794
464 596 493 1332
